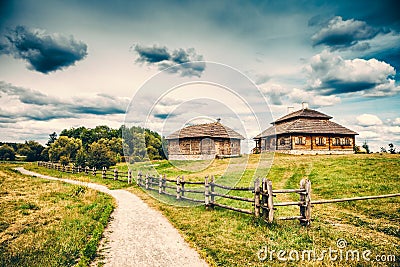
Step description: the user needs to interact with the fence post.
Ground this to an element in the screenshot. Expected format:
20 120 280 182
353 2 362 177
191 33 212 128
137 171 142 186
210 175 215 207
162 174 166 193
181 176 185 198
176 176 181 200
84 166 89 175
158 175 163 194
300 178 312 226
254 177 261 218
128 169 132 184
92 167 96 176
102 167 107 179
114 168 118 180
145 174 149 189
266 179 274 222
261 178 266 219
204 176 210 208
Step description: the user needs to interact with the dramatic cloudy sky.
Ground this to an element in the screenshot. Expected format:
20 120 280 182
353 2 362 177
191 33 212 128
0 0 399 152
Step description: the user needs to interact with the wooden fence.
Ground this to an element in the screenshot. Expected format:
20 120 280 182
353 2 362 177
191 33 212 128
37 161 400 225
37 161 134 183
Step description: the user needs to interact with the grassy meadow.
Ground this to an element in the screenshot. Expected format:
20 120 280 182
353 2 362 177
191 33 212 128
0 164 114 267
24 153 400 266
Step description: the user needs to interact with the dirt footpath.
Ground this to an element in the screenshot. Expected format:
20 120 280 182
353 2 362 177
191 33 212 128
16 167 208 267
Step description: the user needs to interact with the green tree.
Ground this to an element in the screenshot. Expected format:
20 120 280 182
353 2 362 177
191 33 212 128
17 141 44 161
46 132 57 146
48 136 82 163
0 145 15 161
87 141 116 168
75 148 87 166
41 147 49 161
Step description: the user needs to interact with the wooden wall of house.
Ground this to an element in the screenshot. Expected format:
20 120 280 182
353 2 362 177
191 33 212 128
276 135 291 150
291 134 354 151
168 138 203 155
230 139 241 155
259 137 275 151
167 139 180 154
168 137 241 156
214 138 241 155
258 134 355 152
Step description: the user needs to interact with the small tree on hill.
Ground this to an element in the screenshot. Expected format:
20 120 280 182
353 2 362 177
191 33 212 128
388 143 396 154
362 141 370 154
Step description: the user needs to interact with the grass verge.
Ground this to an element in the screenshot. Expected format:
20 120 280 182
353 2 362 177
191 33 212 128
0 163 114 267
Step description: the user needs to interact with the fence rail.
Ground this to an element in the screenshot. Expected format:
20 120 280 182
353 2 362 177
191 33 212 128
37 161 400 226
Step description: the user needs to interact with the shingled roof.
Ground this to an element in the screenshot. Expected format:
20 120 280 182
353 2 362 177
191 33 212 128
254 108 357 138
166 122 244 140
273 108 332 124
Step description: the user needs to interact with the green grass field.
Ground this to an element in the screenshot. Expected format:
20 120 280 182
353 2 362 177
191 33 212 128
25 153 400 266
0 164 114 267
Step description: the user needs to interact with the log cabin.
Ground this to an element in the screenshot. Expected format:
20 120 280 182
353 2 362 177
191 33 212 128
166 120 244 160
253 107 358 155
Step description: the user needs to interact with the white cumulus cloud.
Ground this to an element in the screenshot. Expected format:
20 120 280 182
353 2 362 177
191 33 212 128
356 114 383 126
305 50 400 97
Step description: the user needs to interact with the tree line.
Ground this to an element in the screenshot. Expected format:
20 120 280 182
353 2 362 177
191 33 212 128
0 125 167 168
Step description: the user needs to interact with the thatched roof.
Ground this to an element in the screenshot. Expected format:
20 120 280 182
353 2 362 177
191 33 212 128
166 122 244 140
254 108 358 138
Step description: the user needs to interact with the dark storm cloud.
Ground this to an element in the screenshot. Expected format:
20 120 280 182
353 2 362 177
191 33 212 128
133 44 205 77
154 113 172 119
317 80 377 95
134 45 170 63
0 82 129 122
311 16 379 50
0 25 87 74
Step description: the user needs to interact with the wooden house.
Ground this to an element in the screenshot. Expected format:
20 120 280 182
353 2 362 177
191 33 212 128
253 107 358 155
166 120 244 160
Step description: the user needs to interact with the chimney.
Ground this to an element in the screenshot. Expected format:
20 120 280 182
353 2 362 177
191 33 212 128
302 102 309 109
287 106 294 114
216 118 221 123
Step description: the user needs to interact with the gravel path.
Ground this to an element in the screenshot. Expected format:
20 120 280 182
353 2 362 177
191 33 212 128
16 167 208 267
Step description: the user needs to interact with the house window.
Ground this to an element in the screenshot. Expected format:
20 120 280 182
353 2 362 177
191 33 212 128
344 138 351 146
295 136 306 145
333 138 341 146
316 137 326 146
280 138 286 145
